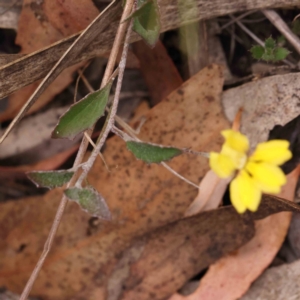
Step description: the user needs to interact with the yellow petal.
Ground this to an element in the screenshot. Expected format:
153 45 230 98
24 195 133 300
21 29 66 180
250 140 292 165
209 152 235 178
230 170 261 213
246 161 286 194
221 129 249 153
230 175 247 214
221 144 247 170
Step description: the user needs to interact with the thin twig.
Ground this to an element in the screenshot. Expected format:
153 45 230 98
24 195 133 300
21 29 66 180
77 19 134 186
161 162 199 189
19 1 134 299
220 10 256 31
74 63 91 103
262 9 300 56
84 132 110 172
78 70 140 139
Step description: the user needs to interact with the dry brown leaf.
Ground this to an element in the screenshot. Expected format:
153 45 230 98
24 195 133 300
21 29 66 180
222 73 300 148
0 106 71 159
0 145 78 180
170 167 300 300
0 65 230 299
184 170 231 216
132 40 183 105
0 0 99 121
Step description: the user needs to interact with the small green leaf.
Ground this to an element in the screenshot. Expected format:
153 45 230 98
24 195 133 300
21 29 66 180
64 187 111 219
133 0 160 47
27 170 74 189
126 141 182 163
125 0 151 21
261 52 274 62
250 45 264 60
277 35 286 46
52 81 113 139
264 37 276 49
274 47 290 61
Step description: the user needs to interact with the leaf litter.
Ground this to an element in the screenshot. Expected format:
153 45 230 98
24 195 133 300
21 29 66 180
171 168 300 300
2 0 300 299
0 0 99 122
0 65 230 299
1 64 300 299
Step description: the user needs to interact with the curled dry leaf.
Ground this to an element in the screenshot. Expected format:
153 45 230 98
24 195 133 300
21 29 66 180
184 170 232 216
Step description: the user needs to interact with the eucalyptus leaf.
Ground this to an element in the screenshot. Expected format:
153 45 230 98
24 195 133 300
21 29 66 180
27 170 74 189
64 187 111 220
126 141 182 163
133 0 160 47
52 81 113 139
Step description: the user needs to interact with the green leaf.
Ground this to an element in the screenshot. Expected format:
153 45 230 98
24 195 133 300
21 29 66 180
274 47 290 61
126 141 182 163
250 45 264 60
133 0 161 47
125 0 151 20
261 52 274 62
65 187 111 219
264 37 276 49
27 170 74 189
277 35 286 46
52 81 113 139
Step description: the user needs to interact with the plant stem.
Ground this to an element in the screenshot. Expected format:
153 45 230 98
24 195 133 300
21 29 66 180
77 19 133 186
19 1 134 299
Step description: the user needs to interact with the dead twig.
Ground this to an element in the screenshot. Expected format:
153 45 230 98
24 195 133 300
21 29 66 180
220 10 256 30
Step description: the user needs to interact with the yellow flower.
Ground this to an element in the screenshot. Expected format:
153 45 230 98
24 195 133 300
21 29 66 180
209 130 292 213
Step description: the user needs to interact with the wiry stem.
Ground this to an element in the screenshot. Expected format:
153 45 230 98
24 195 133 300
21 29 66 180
19 1 134 299
77 19 133 186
